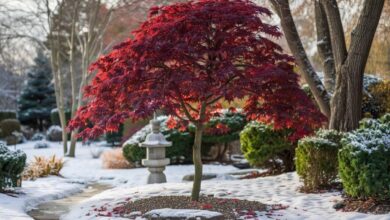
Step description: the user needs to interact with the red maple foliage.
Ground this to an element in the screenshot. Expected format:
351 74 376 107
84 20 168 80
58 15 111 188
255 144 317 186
70 2 325 200
68 0 325 142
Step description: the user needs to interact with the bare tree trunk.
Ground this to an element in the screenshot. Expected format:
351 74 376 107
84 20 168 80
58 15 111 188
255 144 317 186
314 0 335 93
273 0 385 132
329 0 384 131
68 1 80 157
191 124 203 201
270 0 331 118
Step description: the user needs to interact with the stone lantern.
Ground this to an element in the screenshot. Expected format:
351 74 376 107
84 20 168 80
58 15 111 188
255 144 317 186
140 116 172 184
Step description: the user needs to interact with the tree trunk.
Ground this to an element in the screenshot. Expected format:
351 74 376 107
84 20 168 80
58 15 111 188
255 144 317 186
191 124 203 201
315 0 335 93
329 0 384 131
270 0 331 118
68 131 77 157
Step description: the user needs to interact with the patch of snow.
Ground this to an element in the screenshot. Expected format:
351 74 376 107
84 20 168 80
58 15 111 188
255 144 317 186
0 176 84 220
0 141 237 219
63 172 390 220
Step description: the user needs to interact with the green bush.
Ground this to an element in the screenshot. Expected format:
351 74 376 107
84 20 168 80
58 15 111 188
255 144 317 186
240 121 295 172
0 119 21 138
296 136 339 190
315 129 345 145
0 143 26 190
122 116 194 165
0 111 17 122
50 109 71 126
338 114 390 199
123 143 145 163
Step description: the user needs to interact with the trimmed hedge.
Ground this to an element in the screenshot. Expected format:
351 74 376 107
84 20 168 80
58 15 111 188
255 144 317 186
0 119 21 138
338 114 390 199
295 129 344 191
240 121 295 171
296 137 339 190
0 111 17 122
50 109 71 126
0 143 26 190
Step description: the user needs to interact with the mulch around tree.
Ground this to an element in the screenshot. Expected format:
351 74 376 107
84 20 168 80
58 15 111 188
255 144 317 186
339 197 390 214
111 196 287 219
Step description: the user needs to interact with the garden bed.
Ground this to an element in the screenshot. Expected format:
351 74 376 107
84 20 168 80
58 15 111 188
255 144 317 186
113 196 268 219
341 198 390 214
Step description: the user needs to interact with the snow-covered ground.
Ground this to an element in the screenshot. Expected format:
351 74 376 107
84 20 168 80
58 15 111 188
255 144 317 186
0 141 236 220
65 173 390 220
2 141 390 220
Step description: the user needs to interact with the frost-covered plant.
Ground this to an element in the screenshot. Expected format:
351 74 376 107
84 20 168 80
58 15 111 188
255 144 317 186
240 121 295 172
34 142 50 149
46 125 63 142
0 143 26 190
31 133 46 141
296 136 339 191
22 155 64 180
338 114 390 199
315 129 345 146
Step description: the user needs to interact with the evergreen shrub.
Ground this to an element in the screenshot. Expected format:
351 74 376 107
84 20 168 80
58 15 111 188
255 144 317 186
0 143 26 190
0 111 17 122
50 109 71 126
122 116 194 165
46 125 63 142
0 119 21 138
240 121 295 172
338 114 390 199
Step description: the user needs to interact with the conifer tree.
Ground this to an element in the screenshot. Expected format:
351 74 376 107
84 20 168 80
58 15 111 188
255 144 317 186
18 51 56 130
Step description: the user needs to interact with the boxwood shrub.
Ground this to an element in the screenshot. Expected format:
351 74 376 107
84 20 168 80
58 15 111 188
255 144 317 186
295 129 344 191
0 143 26 190
240 121 295 172
338 114 390 199
296 136 339 190
0 119 21 138
0 111 17 122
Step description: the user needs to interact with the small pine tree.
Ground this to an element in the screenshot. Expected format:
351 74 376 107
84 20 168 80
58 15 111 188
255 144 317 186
18 51 56 130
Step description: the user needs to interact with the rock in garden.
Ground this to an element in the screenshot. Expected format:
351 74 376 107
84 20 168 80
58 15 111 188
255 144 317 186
143 208 224 220
182 173 217 181
333 201 345 210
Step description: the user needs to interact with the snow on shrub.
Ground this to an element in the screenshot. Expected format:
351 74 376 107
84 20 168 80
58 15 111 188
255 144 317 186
123 110 246 165
122 116 193 165
0 143 26 190
240 121 295 172
338 114 390 199
46 125 63 142
31 133 46 141
34 141 50 149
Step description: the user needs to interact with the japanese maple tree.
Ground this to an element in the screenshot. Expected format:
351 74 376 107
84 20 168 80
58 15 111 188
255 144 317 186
69 0 325 201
